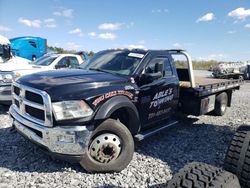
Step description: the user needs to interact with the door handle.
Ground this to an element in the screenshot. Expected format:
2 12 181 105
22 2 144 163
154 79 167 86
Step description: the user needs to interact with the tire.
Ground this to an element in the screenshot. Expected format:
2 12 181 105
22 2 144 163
32 55 36 61
244 73 249 80
224 125 250 187
246 73 249 80
214 92 228 116
167 162 240 188
80 119 134 173
239 75 244 80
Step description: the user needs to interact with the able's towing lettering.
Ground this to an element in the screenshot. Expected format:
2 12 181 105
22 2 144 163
150 88 174 109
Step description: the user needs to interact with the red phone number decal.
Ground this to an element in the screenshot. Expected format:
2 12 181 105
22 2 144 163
92 90 133 106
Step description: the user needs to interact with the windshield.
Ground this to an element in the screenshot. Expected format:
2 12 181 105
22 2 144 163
0 45 3 58
80 51 144 76
31 55 58 66
0 44 11 61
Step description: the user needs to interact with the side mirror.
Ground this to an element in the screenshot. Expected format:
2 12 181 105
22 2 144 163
141 72 163 84
155 62 164 73
140 62 164 84
55 64 67 69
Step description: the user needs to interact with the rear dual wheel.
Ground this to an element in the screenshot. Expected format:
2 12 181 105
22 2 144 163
80 119 134 173
214 92 228 116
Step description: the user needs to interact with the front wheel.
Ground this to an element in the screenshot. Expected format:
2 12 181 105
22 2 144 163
80 119 134 173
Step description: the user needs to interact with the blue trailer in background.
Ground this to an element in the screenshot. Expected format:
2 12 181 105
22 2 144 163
10 36 47 61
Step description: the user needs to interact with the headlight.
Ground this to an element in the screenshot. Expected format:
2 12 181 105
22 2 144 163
0 73 14 83
4 74 13 80
52 100 93 121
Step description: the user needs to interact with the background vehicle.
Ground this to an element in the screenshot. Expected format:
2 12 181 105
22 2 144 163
0 53 87 104
212 62 247 80
0 35 11 64
75 51 89 61
9 49 243 173
0 35 30 103
26 53 87 72
0 35 30 64
244 64 250 80
10 36 47 61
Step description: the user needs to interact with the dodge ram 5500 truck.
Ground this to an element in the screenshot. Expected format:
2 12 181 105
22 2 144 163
9 49 243 173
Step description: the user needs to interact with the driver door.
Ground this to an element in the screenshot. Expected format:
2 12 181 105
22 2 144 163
138 52 179 127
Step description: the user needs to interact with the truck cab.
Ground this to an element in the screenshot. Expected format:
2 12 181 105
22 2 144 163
0 35 11 63
0 35 31 103
10 36 47 61
9 49 242 173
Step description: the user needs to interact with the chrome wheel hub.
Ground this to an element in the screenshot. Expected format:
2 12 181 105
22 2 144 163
89 133 121 163
221 100 227 112
221 103 226 112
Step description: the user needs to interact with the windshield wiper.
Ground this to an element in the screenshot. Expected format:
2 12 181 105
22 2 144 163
89 68 111 74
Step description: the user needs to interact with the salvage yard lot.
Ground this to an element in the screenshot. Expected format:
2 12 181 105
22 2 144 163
0 83 249 188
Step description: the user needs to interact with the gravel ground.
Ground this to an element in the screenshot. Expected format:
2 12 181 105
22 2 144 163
0 82 249 188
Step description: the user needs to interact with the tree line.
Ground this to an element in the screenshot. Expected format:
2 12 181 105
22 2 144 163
48 46 242 70
47 46 95 57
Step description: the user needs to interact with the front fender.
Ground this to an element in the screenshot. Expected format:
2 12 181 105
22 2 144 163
94 96 140 134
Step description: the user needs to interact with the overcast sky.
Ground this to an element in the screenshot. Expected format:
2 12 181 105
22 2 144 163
0 0 250 61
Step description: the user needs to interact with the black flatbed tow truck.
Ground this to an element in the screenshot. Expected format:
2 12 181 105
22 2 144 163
9 49 243 172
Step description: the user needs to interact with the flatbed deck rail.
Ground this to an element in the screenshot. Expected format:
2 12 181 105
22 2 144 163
192 78 243 97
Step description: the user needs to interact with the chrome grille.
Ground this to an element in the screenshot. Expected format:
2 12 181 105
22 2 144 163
12 82 53 127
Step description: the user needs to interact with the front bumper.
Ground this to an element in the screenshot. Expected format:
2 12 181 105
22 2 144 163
9 105 92 156
0 85 12 102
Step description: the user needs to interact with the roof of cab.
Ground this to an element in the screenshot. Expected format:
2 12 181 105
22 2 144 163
0 35 10 45
43 53 81 58
9 36 45 41
103 48 185 54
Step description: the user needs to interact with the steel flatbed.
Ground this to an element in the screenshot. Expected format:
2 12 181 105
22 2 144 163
180 77 243 97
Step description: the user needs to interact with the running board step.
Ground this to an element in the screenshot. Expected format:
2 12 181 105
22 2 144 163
134 120 179 141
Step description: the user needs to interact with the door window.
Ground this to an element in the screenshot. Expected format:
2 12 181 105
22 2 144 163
28 41 37 48
145 58 164 75
57 57 68 66
68 57 80 68
163 58 173 77
57 57 80 68
145 56 173 79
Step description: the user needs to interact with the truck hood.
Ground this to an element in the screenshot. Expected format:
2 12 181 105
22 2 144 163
28 64 51 69
12 64 52 77
16 69 131 101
